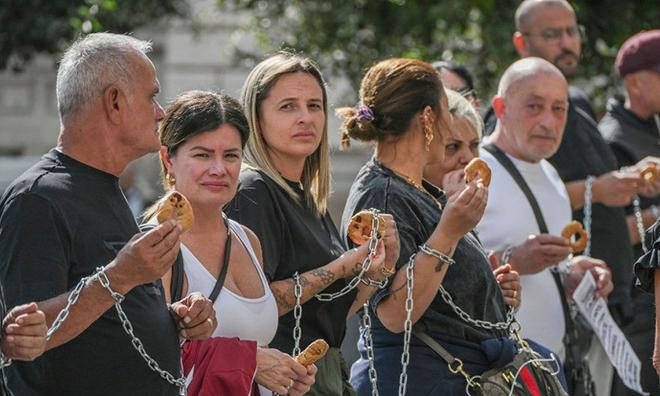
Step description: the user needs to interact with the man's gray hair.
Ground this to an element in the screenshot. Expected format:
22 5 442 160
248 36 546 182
56 32 152 120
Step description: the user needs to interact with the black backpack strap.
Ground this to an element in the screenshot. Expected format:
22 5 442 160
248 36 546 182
482 143 578 347
139 223 185 303
208 214 232 303
482 144 549 233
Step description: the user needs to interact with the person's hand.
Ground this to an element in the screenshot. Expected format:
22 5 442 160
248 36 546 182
107 220 182 293
288 363 317 396
170 292 216 340
564 256 613 300
441 169 466 198
436 181 488 242
507 234 571 275
377 213 400 274
489 255 521 308
1 302 48 361
593 171 642 207
255 347 308 395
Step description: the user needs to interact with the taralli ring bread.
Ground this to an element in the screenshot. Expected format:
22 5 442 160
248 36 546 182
295 339 329 366
347 210 381 246
156 191 194 233
640 164 658 185
464 158 492 187
561 220 589 254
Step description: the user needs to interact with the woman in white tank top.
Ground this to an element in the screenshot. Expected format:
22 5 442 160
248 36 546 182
145 91 316 396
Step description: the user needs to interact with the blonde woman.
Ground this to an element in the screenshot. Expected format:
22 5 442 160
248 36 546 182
227 52 399 396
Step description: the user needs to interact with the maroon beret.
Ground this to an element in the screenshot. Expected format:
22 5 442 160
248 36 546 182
615 30 660 77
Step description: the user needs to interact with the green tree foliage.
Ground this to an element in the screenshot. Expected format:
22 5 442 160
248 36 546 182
0 0 187 71
220 0 659 110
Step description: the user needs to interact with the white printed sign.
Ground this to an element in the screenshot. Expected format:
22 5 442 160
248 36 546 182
573 271 649 395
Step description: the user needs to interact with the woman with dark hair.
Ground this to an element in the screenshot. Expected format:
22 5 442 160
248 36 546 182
145 90 316 396
338 59 521 395
432 61 481 111
227 52 400 395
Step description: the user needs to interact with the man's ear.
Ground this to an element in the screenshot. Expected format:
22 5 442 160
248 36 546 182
493 96 506 118
102 84 123 124
623 74 640 97
512 32 528 58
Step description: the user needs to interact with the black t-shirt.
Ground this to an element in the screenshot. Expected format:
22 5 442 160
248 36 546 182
485 88 634 313
340 158 508 344
0 284 9 396
600 98 660 250
226 168 355 352
0 149 181 396
600 99 660 321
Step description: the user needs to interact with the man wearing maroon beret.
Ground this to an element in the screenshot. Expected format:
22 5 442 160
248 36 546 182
600 29 660 395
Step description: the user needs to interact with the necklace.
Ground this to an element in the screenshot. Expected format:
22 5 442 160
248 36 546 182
394 171 443 210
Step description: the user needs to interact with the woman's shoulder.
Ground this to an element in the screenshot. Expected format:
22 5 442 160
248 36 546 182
238 166 270 187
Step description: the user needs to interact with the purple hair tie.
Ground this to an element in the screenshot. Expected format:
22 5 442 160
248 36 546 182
356 105 374 122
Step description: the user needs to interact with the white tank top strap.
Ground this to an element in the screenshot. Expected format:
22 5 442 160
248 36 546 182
227 218 270 290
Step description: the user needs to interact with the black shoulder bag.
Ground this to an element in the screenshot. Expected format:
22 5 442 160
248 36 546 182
139 214 232 304
482 143 596 396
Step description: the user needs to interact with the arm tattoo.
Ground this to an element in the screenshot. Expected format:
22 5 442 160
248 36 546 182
273 280 295 312
309 268 335 286
351 262 362 277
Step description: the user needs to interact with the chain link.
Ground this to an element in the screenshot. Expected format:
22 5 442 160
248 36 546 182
632 195 646 244
438 286 515 331
583 175 594 257
46 275 90 340
45 268 185 396
361 301 379 396
292 271 303 357
0 351 11 369
397 254 415 396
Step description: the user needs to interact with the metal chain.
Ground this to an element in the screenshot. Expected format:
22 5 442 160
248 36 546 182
46 275 90 340
291 209 387 356
315 210 387 301
438 286 515 330
45 268 186 395
0 351 11 369
583 175 594 257
115 296 186 394
292 271 303 357
632 195 646 244
361 300 379 396
397 254 415 396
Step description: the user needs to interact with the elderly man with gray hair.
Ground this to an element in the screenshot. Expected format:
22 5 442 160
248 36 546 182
0 33 216 395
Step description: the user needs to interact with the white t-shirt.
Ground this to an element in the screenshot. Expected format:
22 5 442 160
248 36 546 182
476 147 572 359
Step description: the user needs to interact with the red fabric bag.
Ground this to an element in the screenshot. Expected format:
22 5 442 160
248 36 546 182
182 337 261 396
